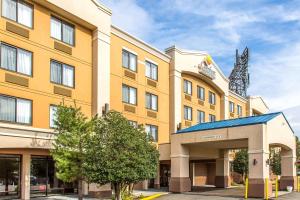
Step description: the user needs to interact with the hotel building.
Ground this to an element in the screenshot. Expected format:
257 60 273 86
0 0 296 199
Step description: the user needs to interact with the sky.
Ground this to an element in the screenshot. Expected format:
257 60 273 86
99 0 300 137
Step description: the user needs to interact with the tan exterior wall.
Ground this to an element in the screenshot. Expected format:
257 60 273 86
228 91 247 118
0 0 93 129
110 32 170 144
181 73 221 128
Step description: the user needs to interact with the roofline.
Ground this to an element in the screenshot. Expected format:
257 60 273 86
177 112 282 134
176 122 268 134
165 45 229 82
165 45 208 55
248 96 269 110
278 112 295 134
229 90 248 102
91 0 112 16
111 25 171 62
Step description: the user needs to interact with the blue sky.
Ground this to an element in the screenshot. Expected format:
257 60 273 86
100 0 300 136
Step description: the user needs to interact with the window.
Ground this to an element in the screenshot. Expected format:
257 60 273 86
50 60 74 88
197 110 205 123
51 16 75 46
0 43 32 76
145 61 157 80
229 101 235 113
184 106 192 121
129 120 137 128
184 80 192 95
209 91 216 105
209 114 216 122
2 0 33 28
122 49 137 71
145 92 158 111
237 105 242 117
49 105 57 128
197 86 205 101
122 84 137 105
0 94 32 124
145 124 158 142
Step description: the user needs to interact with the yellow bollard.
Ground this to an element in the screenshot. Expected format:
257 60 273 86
298 176 300 192
245 177 248 199
275 176 278 198
265 178 269 200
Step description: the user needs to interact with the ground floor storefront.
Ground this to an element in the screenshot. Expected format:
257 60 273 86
0 149 78 200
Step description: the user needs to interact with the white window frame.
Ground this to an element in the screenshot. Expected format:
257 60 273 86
197 86 205 101
122 49 137 72
209 91 216 105
0 94 32 125
122 84 137 105
237 105 242 117
50 60 75 88
197 110 205 123
145 92 158 111
184 106 192 121
0 42 32 76
145 60 158 81
229 101 235 113
50 16 75 46
209 114 216 122
129 120 137 128
1 0 33 28
184 80 192 95
145 124 158 142
49 105 57 128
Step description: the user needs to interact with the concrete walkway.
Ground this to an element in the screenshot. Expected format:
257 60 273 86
157 192 300 200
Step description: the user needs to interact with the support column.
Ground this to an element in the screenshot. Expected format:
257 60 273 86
248 150 272 198
169 145 191 192
154 164 160 189
280 149 297 191
21 154 31 200
83 181 89 196
215 149 230 188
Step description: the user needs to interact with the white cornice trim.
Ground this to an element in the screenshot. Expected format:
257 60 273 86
0 132 54 140
247 96 270 110
111 25 171 62
229 90 248 103
0 123 54 133
165 46 229 82
170 154 189 158
91 0 112 16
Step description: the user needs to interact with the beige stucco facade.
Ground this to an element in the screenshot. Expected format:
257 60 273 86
169 113 296 198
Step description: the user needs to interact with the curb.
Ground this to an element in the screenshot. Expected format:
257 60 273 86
141 193 167 200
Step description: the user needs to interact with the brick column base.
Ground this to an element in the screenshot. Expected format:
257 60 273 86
169 177 191 193
248 178 272 198
280 176 297 191
215 176 230 188
154 184 160 189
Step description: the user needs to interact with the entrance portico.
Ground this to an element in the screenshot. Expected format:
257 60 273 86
169 112 296 198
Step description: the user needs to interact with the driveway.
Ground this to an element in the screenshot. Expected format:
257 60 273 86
157 192 300 200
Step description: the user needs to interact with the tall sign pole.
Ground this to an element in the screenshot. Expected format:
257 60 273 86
229 47 250 97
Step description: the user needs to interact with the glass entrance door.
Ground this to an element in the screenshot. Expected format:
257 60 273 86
0 155 21 200
30 156 76 197
30 156 48 198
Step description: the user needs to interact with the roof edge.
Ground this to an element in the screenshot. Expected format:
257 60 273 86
177 112 282 134
111 25 171 62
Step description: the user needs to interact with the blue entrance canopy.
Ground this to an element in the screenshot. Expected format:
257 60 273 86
177 112 286 134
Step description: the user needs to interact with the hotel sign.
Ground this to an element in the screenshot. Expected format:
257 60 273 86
198 64 216 80
197 55 216 80
201 135 222 140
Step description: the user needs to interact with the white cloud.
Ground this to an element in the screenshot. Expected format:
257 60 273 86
99 0 300 136
100 0 158 40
